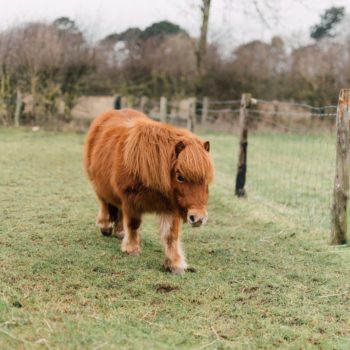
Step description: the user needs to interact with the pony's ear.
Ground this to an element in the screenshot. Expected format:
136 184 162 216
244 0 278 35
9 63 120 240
175 141 186 158
204 141 210 152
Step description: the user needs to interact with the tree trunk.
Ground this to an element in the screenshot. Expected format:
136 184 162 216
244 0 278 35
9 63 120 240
195 0 211 96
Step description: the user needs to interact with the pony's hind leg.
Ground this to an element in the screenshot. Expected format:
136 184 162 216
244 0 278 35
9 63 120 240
96 197 113 236
108 204 125 239
159 214 187 275
121 210 141 256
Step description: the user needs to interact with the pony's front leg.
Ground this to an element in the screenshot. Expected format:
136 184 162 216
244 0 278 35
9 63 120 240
160 214 187 275
96 197 113 236
121 209 141 256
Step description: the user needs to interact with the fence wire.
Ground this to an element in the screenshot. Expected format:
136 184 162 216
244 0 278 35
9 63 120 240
257 99 337 111
209 99 241 105
249 109 336 118
198 98 337 231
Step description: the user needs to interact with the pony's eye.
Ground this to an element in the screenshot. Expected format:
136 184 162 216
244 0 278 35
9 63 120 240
176 174 185 183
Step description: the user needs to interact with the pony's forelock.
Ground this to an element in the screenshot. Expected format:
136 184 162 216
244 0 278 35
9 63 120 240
176 141 214 184
123 122 174 192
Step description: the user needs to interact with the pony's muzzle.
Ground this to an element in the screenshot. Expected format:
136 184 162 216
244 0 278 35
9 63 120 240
188 212 208 227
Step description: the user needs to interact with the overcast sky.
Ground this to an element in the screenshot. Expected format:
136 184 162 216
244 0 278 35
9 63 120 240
0 0 349 50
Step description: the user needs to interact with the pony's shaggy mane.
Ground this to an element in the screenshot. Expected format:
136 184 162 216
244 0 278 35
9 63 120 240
123 120 214 192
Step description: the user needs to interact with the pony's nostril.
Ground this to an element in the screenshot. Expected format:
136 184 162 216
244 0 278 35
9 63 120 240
189 215 196 223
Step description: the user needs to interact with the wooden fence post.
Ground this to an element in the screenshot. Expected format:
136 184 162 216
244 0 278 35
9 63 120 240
121 96 128 109
140 96 148 112
14 88 22 127
127 95 134 108
187 97 196 132
235 93 252 197
160 96 167 123
330 89 350 245
201 97 209 124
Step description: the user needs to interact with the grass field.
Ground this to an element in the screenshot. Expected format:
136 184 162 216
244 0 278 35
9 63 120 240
1 128 350 349
248 131 336 230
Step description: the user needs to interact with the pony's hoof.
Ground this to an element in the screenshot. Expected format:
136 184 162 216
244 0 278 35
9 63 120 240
112 229 125 240
171 267 185 275
163 260 187 275
186 266 197 273
128 250 141 257
101 228 112 236
121 244 141 256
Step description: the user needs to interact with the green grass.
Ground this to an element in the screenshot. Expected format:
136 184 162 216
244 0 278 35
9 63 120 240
248 131 336 230
1 128 350 349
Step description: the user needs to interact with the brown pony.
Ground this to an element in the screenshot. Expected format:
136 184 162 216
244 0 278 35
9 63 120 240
84 109 214 274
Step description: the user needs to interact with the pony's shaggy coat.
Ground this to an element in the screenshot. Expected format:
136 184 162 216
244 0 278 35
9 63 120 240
84 109 214 274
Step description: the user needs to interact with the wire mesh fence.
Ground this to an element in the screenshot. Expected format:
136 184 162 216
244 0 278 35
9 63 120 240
200 97 338 231
247 117 336 230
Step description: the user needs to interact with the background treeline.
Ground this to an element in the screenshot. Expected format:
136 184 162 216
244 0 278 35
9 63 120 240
0 6 349 125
